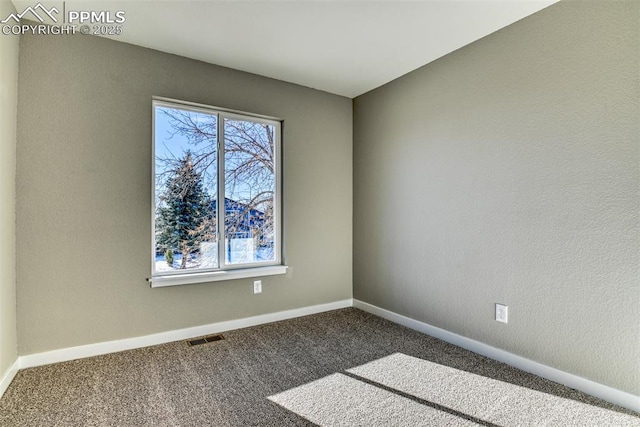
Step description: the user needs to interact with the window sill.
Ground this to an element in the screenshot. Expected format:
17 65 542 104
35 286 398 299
149 265 288 288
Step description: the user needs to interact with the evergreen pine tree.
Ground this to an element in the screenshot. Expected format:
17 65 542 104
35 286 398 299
156 151 214 269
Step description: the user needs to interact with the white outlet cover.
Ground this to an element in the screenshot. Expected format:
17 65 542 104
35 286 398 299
495 303 508 323
253 280 262 294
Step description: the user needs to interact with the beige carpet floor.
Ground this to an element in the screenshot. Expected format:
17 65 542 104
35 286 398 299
0 308 638 426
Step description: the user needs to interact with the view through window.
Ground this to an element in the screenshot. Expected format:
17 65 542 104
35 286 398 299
153 99 281 276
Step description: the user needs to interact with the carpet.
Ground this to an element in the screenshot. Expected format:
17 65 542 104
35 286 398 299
1 308 637 426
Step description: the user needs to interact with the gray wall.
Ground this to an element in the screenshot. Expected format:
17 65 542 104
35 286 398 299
17 31 352 355
353 1 639 395
0 0 19 380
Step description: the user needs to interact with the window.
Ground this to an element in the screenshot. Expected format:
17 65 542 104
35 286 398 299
151 98 284 287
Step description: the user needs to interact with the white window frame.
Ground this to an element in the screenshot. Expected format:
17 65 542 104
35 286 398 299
149 97 286 287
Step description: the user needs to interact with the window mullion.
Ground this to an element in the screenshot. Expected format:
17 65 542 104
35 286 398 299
217 114 226 269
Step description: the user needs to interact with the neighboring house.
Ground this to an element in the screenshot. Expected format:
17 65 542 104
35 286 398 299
212 197 268 241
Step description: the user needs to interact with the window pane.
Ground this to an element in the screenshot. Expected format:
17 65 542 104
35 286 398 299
154 105 218 272
224 118 277 265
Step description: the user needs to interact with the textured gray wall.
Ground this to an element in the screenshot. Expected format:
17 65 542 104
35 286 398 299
0 0 18 378
16 31 352 354
353 1 639 394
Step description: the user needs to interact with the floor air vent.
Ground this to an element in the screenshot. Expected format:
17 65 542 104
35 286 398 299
187 334 225 346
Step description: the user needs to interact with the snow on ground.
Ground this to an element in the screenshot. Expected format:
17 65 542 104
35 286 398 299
154 253 215 272
154 243 273 272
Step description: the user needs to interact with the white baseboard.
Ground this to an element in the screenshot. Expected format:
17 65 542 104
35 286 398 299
353 299 640 413
19 299 353 369
0 359 19 399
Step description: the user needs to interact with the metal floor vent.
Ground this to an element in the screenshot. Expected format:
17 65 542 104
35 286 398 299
187 334 224 346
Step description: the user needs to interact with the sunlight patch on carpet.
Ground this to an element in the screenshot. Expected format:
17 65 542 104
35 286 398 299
268 372 477 426
269 353 639 427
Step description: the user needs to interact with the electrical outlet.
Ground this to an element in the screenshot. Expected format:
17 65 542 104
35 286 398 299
495 303 508 323
253 280 262 294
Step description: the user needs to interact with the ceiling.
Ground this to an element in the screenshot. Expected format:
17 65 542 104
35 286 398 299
11 0 558 98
